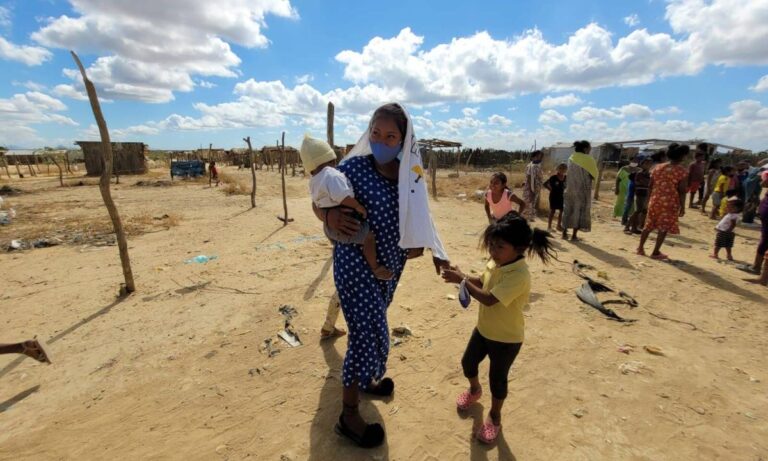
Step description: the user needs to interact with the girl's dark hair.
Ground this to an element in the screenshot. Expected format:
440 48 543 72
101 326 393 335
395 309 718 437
573 140 591 153
651 149 667 163
371 103 408 139
728 198 744 212
708 158 722 169
721 165 734 174
556 162 567 170
666 143 690 162
531 150 543 160
491 171 508 185
481 212 556 264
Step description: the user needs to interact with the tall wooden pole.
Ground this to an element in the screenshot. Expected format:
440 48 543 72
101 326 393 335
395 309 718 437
593 149 604 201
430 150 438 200
244 136 256 208
456 147 461 177
278 133 292 224
0 157 10 179
71 51 135 295
49 155 64 187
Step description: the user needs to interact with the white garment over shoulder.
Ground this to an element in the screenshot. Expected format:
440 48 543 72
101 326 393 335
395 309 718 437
716 212 739 232
309 167 354 208
342 103 448 261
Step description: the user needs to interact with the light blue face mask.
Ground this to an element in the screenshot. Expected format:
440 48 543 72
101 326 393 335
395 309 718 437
371 141 402 164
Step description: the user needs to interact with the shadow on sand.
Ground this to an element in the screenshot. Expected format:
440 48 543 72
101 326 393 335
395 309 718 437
0 296 127 380
0 385 40 413
308 330 389 460
571 240 635 270
666 260 768 304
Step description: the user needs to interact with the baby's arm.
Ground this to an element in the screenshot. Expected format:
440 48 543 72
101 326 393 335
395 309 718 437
340 196 367 218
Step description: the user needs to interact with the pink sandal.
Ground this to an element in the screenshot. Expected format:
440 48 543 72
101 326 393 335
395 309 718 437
476 418 501 444
456 389 482 410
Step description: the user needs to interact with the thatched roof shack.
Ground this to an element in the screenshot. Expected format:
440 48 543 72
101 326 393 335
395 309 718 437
76 141 147 176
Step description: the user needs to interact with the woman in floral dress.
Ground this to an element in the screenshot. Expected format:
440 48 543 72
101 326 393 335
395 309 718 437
637 143 690 259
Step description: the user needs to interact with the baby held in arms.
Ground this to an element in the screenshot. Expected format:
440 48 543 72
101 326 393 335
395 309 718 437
300 134 393 280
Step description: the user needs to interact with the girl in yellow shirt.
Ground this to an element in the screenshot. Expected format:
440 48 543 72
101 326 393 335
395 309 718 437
710 166 733 220
442 212 554 444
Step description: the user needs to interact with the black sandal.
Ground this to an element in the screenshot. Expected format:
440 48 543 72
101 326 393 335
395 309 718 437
362 377 394 397
334 405 385 448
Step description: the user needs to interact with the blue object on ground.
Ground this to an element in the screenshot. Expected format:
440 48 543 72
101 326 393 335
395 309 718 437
459 279 471 308
171 160 206 178
185 255 218 264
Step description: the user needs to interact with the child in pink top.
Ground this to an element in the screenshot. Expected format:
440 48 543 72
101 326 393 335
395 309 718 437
484 172 526 223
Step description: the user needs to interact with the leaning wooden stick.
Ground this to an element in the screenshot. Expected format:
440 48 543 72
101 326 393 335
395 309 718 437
244 136 256 208
49 155 63 187
277 132 293 224
71 51 136 295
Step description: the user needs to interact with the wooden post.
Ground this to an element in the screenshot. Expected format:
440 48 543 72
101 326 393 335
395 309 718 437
49 155 64 187
26 159 36 177
71 51 136 296
14 160 23 178
1 157 11 179
35 155 42 174
430 149 438 200
65 150 73 174
593 150 604 201
277 133 292 224
328 102 338 161
244 136 256 208
456 147 461 177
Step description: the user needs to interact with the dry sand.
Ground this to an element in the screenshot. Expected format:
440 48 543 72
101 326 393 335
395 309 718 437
1 166 766 460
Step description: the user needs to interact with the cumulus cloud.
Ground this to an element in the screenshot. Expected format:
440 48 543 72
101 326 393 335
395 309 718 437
0 6 11 29
666 0 768 66
538 109 567 124
295 74 314 84
33 0 297 102
0 91 78 145
751 74 768 92
52 83 89 101
488 114 513 126
573 103 656 121
624 14 640 27
0 36 52 66
540 93 583 108
462 107 479 117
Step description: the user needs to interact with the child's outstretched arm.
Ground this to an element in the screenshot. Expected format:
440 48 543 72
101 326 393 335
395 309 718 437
510 192 526 214
484 200 492 221
340 196 367 219
442 266 499 306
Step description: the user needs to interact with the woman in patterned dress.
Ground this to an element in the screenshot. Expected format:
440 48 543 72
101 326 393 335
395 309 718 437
637 143 690 259
313 103 449 448
522 150 544 221
562 140 598 241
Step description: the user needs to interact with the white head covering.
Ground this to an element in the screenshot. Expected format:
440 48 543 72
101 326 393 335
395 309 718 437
343 103 448 261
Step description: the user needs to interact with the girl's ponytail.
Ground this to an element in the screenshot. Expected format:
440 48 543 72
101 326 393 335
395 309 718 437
528 228 556 264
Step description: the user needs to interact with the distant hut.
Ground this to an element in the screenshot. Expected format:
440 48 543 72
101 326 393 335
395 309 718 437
76 141 147 176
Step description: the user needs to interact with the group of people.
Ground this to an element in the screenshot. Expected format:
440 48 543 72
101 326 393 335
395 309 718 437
301 103 550 447
297 101 767 450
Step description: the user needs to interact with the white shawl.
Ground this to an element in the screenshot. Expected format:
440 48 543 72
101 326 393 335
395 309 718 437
343 104 449 261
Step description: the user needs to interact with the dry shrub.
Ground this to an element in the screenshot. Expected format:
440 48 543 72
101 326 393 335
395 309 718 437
219 172 249 196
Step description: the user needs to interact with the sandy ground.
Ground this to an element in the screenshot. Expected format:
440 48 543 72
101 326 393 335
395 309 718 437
1 166 766 461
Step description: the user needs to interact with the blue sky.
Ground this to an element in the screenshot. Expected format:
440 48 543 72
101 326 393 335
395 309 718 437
1 0 767 151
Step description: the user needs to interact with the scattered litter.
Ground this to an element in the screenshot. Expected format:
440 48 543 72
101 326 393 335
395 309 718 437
597 271 609 280
389 405 400 415
572 408 587 418
456 193 467 199
278 329 301 347
446 294 457 301
279 305 299 321
619 361 647 375
8 239 24 251
184 254 218 264
643 345 666 356
392 326 413 337
399 354 407 361
573 260 637 323
32 238 61 248
262 338 280 357
248 368 261 377
474 189 485 200
617 345 634 354
0 208 15 225
393 337 404 346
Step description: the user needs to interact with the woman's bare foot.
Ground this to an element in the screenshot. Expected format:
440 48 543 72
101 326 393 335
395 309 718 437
372 265 394 281
320 327 347 339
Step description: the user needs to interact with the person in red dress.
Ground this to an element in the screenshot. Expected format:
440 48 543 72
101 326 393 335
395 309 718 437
637 143 690 259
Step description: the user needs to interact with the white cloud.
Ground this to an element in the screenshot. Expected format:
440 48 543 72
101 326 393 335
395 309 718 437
33 0 297 102
295 74 314 84
0 6 11 29
538 109 567 124
572 106 622 121
618 103 653 118
573 103 656 121
624 14 640 27
540 93 583 108
0 92 77 131
0 36 52 66
197 80 217 89
462 107 479 117
666 0 768 66
655 106 682 115
12 81 47 92
52 84 89 101
488 114 513 126
750 74 768 92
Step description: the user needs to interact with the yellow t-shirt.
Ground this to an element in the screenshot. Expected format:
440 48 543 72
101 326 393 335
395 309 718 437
477 258 530 343
714 174 728 194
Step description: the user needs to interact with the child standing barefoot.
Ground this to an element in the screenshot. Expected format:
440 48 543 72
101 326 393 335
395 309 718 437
544 163 566 231
711 198 743 260
442 212 554 444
